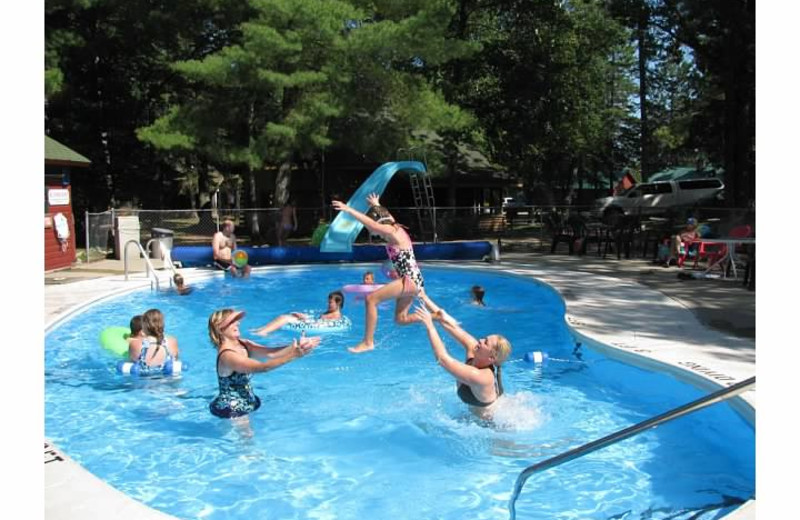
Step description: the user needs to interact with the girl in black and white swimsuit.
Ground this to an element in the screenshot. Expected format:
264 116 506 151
332 193 452 354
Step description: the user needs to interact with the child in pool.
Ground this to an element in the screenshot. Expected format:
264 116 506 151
471 285 486 306
252 291 345 336
127 315 145 347
331 193 454 353
174 273 192 295
127 308 180 370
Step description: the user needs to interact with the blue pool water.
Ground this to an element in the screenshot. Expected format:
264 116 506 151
45 265 754 519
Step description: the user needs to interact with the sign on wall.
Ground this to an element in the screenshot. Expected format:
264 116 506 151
48 188 70 207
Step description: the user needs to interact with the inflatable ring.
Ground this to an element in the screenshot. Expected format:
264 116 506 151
233 249 249 269
285 316 352 333
100 326 131 357
342 284 384 295
117 358 187 376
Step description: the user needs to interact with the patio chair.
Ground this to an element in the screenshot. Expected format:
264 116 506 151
576 219 605 257
602 215 639 260
639 217 674 261
545 211 579 254
692 224 752 273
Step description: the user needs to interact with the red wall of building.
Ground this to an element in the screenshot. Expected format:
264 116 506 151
45 184 77 271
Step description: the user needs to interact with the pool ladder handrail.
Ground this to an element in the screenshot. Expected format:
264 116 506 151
123 239 174 291
508 376 756 520
147 238 179 283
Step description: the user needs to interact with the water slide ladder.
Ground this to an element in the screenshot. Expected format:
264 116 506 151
398 147 437 242
508 376 756 519
409 170 437 242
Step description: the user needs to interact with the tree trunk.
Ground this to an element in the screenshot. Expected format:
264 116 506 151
637 3 651 180
245 167 260 240
722 0 755 208
274 161 293 208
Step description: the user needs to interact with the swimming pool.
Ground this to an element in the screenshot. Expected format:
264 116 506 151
44 265 755 519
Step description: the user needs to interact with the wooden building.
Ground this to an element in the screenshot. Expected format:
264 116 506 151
45 136 91 271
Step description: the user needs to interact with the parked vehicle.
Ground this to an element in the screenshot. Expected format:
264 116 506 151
502 196 525 208
592 178 724 224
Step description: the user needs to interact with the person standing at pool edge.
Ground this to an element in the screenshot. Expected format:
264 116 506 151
332 193 453 353
208 309 320 421
276 198 298 246
212 219 251 277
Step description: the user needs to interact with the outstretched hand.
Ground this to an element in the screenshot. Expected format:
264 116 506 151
366 192 381 207
331 200 349 213
294 335 321 357
413 305 434 327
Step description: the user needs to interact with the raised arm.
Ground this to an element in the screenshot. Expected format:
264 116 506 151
414 306 487 386
437 319 479 353
331 199 395 237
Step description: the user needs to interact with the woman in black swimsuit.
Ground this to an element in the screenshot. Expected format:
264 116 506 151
208 309 321 428
413 306 511 415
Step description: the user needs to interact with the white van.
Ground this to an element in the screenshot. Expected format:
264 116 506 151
592 178 724 223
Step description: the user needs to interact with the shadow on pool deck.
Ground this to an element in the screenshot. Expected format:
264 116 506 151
44 242 754 340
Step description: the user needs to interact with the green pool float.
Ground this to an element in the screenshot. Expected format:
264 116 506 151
99 326 131 357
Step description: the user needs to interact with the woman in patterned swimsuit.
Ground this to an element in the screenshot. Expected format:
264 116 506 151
332 193 453 353
207 309 320 424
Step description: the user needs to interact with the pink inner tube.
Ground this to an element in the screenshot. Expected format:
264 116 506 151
342 284 384 294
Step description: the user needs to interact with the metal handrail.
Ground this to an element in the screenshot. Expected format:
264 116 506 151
144 239 177 288
123 239 162 291
161 245 178 283
508 376 756 519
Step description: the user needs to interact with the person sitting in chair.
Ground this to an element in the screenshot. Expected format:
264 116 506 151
666 218 699 268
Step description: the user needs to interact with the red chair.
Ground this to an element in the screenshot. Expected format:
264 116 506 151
692 225 752 271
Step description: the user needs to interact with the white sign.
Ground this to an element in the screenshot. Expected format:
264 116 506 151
48 189 70 206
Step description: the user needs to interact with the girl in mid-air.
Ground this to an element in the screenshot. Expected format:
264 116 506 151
332 193 453 353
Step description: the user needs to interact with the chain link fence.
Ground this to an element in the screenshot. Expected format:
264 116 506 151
83 204 755 262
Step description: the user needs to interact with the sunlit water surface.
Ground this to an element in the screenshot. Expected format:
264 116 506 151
45 265 754 519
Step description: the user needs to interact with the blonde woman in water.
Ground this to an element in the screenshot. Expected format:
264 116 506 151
414 305 511 417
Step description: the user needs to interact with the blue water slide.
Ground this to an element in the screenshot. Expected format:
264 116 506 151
320 161 427 253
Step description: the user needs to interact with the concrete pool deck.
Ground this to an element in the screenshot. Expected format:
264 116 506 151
44 251 756 519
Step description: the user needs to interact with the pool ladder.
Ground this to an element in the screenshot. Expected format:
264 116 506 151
123 239 177 291
508 376 756 519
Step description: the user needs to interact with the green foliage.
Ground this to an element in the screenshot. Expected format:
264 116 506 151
45 0 753 211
